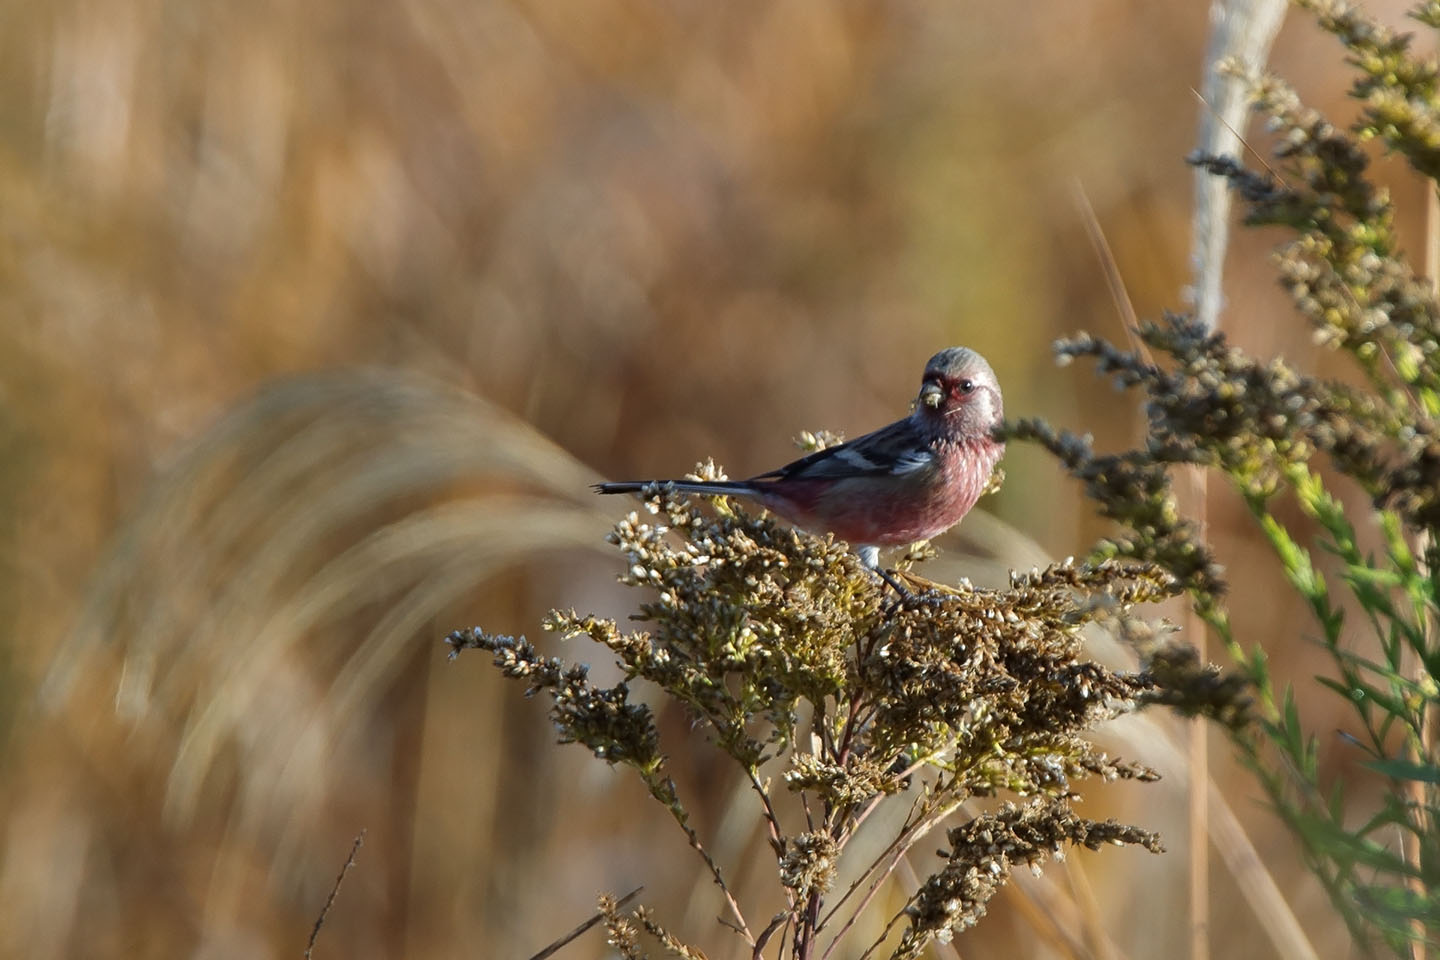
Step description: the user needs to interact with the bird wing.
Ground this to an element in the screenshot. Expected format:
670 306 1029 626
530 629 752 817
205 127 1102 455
749 417 933 483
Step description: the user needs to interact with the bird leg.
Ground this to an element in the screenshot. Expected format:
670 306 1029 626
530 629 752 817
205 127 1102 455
857 545 912 598
875 566 912 598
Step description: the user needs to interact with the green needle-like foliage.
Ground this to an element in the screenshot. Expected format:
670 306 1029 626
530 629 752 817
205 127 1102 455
1009 2 1440 951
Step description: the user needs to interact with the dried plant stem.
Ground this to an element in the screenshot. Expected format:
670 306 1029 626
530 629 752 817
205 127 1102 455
643 773 755 947
798 889 823 960
838 748 949 850
1400 585 1431 959
893 856 966 960
1063 858 1119 960
1186 582 1210 960
818 788 939 933
304 829 366 960
745 768 790 868
528 886 644 960
1404 178 1440 960
1184 3 1288 950
1074 176 1208 957
462 492 1170 957
819 796 966 960
1001 877 1092 960
1205 780 1320 960
854 893 923 960
1184 469 1212 960
1072 182 1143 342
754 912 791 959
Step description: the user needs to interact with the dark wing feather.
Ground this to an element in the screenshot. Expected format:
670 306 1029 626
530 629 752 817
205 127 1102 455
748 418 925 483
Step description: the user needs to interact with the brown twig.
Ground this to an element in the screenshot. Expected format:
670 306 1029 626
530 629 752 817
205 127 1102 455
818 787 932 932
746 767 790 862
1188 85 1286 185
304 829 366 960
852 889 923 960
1185 471 1211 960
893 856 965 960
1071 181 1152 368
528 886 645 960
754 912 790 960
1063 857 1119 960
1002 874 1093 960
819 797 966 960
682 820 755 946
1402 177 1440 960
835 749 940 850
1074 177 1211 960
835 689 865 766
644 773 755 946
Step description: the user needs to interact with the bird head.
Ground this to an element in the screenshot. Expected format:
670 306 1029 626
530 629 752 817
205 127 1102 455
914 347 1003 439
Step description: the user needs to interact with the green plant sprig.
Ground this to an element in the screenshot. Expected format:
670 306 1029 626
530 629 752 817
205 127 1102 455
1009 2 1440 948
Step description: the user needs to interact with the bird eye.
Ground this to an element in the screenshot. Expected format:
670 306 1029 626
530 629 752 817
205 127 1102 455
958 379 975 394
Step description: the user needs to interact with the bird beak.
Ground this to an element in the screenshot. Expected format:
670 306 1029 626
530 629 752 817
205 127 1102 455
919 381 944 409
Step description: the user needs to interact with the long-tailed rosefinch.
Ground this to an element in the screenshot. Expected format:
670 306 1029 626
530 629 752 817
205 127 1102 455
596 347 1004 574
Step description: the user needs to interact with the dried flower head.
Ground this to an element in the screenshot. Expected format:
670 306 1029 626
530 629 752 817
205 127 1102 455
893 800 1163 959
449 478 1170 956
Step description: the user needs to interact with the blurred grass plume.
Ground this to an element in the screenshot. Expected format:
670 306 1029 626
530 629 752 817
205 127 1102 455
48 369 614 845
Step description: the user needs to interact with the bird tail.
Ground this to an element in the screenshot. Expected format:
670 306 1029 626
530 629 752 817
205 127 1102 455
593 479 757 498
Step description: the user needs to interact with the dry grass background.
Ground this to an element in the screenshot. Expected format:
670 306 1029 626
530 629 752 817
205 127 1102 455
0 0 1432 957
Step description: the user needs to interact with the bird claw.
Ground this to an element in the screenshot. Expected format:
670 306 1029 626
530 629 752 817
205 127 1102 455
876 569 955 618
874 566 911 598
910 590 949 609
879 582 951 617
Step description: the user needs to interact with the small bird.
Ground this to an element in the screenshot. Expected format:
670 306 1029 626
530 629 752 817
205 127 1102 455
595 347 1005 583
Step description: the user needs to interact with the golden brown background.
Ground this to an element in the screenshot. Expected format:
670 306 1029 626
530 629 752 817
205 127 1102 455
0 1 1430 957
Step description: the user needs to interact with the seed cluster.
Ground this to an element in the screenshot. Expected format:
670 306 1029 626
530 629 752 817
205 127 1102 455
893 800 1163 959
449 479 1178 952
